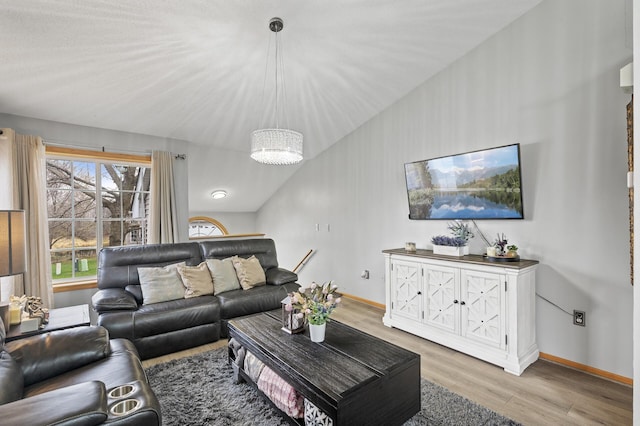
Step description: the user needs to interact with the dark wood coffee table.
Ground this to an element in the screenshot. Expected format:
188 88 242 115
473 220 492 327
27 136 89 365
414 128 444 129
228 311 420 425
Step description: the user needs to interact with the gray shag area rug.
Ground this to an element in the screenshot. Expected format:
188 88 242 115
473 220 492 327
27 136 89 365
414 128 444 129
145 347 520 426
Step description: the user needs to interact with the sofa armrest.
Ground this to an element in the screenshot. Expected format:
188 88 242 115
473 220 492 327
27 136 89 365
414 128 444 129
265 267 298 286
0 350 23 404
92 288 138 313
0 381 107 426
6 326 110 387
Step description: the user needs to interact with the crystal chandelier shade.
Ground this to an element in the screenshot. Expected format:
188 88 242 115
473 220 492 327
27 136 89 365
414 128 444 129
251 129 303 165
251 17 303 165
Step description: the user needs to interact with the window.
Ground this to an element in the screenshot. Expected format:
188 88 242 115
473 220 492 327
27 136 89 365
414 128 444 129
188 216 229 239
46 148 151 282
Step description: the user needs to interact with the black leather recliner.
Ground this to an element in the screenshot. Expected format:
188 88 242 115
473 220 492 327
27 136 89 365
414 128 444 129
0 318 161 425
92 238 300 360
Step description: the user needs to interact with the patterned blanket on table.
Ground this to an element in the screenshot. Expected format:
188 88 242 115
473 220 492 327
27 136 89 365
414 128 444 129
257 365 305 418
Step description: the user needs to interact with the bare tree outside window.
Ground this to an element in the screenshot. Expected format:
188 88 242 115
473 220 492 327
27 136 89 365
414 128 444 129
46 158 150 281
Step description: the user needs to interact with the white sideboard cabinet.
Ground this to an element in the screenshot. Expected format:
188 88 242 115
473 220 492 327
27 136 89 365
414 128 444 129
382 249 539 375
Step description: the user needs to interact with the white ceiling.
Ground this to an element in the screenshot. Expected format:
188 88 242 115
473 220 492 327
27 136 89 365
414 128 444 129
0 0 541 212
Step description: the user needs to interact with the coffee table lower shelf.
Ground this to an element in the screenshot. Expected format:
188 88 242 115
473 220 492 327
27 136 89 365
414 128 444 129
229 358 305 425
228 312 420 426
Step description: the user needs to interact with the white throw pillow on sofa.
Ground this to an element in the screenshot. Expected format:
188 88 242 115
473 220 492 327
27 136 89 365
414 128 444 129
138 262 186 304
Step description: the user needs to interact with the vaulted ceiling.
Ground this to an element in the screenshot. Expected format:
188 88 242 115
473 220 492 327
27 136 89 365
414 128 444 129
0 0 541 212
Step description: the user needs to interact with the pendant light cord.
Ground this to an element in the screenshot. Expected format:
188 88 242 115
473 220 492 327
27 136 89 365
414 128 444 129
256 18 293 132
279 29 290 131
274 29 279 129
258 36 272 130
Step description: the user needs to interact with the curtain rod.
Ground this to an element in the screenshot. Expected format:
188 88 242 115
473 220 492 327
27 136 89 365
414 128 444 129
44 138 186 159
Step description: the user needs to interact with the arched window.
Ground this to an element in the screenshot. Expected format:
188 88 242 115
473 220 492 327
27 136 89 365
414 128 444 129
188 216 229 239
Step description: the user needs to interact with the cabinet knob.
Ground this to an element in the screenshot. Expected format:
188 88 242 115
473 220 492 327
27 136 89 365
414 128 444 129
453 299 459 304
417 291 422 295
460 301 466 306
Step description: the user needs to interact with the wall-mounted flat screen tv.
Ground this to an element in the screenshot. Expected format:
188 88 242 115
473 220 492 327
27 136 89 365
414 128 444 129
404 143 524 220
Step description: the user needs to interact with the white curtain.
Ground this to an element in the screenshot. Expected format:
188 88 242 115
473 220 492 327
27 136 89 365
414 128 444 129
12 133 53 308
149 151 179 244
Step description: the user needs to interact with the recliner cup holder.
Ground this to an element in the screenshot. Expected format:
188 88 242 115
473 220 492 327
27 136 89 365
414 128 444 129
108 384 136 399
110 399 141 416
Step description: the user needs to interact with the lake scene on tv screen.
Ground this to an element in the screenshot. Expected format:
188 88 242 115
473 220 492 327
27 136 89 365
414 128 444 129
405 144 523 220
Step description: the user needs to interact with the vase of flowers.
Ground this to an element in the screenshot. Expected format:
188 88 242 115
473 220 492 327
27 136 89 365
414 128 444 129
309 323 326 342
287 281 341 343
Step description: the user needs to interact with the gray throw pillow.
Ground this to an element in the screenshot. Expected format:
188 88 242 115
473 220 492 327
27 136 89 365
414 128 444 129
138 262 186 304
206 259 241 295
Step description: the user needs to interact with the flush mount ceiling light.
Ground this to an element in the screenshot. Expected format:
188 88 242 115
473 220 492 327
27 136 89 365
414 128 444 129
250 17 303 166
211 190 227 199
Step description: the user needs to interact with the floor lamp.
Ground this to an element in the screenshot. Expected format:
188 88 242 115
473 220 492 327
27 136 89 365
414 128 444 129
0 210 26 333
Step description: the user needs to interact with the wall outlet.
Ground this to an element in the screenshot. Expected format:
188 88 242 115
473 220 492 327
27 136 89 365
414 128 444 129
573 310 586 326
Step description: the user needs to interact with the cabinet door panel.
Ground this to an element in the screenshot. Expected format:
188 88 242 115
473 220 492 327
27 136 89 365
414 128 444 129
390 260 421 321
424 265 459 333
461 270 505 349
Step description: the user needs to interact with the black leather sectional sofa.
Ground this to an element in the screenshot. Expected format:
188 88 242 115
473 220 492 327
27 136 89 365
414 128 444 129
92 238 300 359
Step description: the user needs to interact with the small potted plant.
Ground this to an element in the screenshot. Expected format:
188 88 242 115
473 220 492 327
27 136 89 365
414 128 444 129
494 233 508 256
506 244 519 258
431 235 466 257
447 221 474 254
487 234 521 261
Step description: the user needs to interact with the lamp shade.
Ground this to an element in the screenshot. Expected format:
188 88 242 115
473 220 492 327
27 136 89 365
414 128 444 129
0 210 26 277
251 129 303 165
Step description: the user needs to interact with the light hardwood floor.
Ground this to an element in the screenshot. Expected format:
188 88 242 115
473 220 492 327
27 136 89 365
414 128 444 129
143 298 632 425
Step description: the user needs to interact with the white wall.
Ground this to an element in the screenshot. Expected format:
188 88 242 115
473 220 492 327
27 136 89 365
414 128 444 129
54 288 98 312
258 0 633 378
0 113 192 242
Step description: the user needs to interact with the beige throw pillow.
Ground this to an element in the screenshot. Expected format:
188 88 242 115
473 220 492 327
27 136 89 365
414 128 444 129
231 255 266 290
177 261 214 298
206 259 241 295
138 262 186 305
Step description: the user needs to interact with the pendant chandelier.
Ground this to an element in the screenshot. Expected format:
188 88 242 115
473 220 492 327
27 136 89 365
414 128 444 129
251 17 303 165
